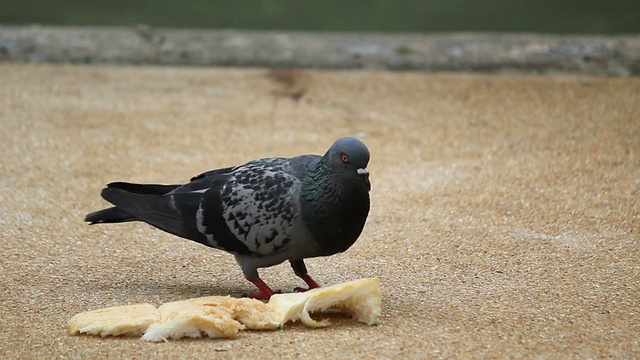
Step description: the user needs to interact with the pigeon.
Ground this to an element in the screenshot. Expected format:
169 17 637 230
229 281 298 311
85 137 371 299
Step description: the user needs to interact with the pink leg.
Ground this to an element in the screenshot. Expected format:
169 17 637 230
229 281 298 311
294 274 321 293
290 259 321 292
245 276 280 300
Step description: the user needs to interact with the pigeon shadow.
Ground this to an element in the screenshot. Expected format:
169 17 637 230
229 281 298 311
79 279 251 301
136 280 248 298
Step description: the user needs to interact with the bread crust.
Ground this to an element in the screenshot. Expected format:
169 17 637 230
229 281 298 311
68 278 381 342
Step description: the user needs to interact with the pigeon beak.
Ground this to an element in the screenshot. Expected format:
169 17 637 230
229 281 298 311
357 168 371 191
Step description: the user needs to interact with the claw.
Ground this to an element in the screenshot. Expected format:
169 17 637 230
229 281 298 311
293 286 312 293
247 288 281 300
295 274 320 293
301 274 320 289
290 259 321 291
245 276 280 300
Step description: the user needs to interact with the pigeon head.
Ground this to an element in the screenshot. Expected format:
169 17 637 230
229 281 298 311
324 137 371 190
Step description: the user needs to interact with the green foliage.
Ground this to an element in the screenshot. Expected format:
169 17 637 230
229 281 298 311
2 0 639 34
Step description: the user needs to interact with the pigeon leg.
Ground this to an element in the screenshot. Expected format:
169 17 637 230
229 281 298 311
290 259 321 292
245 275 280 300
237 256 281 299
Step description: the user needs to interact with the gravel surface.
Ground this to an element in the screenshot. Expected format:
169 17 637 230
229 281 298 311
1 25 640 75
0 63 638 358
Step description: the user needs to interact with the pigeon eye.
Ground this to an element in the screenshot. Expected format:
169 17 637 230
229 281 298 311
341 153 349 163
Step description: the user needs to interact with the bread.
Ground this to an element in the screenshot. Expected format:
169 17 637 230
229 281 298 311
68 303 159 337
141 296 280 342
142 300 243 342
68 278 381 342
268 277 382 327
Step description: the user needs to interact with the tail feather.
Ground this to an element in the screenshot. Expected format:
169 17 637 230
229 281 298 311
85 182 180 225
85 207 137 224
106 182 179 195
85 182 206 243
96 186 192 240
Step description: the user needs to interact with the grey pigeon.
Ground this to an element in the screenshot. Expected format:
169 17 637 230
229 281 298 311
85 137 371 299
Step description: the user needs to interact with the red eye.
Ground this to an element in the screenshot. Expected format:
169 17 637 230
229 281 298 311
341 153 349 163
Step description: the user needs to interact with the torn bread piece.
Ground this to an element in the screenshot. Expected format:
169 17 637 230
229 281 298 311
178 296 280 330
68 277 381 341
141 296 282 342
142 300 243 342
268 278 382 327
68 303 159 337
227 297 281 330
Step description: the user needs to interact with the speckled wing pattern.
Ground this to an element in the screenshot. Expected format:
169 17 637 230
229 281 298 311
195 158 300 256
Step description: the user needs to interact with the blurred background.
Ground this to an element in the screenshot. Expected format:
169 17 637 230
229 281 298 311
3 0 640 34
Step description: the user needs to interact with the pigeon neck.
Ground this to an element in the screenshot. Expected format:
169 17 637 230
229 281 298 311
301 159 341 205
300 160 370 255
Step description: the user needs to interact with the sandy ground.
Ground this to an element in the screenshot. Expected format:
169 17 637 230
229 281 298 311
0 63 638 359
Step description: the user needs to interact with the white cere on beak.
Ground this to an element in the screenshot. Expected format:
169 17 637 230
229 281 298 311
357 168 369 175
